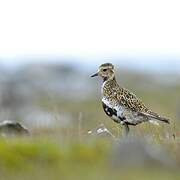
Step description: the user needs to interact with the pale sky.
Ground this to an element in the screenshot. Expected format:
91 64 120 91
0 0 180 60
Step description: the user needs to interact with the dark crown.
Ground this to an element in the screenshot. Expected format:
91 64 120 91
100 63 114 69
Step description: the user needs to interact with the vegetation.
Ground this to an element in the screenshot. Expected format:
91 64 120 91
0 133 180 180
0 65 179 179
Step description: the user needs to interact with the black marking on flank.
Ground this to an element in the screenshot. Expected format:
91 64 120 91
102 102 126 124
125 122 137 126
102 102 117 117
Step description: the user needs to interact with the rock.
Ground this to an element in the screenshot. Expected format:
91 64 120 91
88 124 116 139
0 120 30 137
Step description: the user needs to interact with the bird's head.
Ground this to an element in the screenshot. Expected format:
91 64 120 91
91 63 115 81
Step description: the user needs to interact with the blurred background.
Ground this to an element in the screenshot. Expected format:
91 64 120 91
0 0 180 179
0 58 180 133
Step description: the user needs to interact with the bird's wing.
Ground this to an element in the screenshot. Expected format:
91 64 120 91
116 87 148 112
116 87 170 124
138 111 170 124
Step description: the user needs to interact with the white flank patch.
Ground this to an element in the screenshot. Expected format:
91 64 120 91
115 105 124 118
102 97 125 118
102 97 113 108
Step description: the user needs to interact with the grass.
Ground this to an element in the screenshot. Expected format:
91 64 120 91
1 79 180 179
0 123 180 180
0 136 109 179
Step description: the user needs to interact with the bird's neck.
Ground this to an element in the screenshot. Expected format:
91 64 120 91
102 76 119 97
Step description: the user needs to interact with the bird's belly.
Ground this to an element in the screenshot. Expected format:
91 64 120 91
102 98 147 125
102 98 125 123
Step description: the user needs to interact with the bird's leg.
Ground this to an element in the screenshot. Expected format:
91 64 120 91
122 124 129 137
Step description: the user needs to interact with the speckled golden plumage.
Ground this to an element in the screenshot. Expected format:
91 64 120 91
91 63 170 135
102 78 148 112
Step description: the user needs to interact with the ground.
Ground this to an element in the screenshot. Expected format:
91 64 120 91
0 123 179 180
0 70 180 180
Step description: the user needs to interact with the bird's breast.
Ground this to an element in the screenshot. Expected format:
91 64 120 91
102 97 125 123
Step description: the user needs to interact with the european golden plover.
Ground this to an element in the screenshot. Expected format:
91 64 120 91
91 63 170 135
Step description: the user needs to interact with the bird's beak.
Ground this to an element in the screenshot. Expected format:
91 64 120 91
91 72 99 77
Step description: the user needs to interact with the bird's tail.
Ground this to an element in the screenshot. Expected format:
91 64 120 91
139 110 170 124
152 115 170 124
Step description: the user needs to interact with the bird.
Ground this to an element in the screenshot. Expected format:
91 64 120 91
91 63 170 136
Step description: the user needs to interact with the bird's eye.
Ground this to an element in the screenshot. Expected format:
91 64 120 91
103 69 107 72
